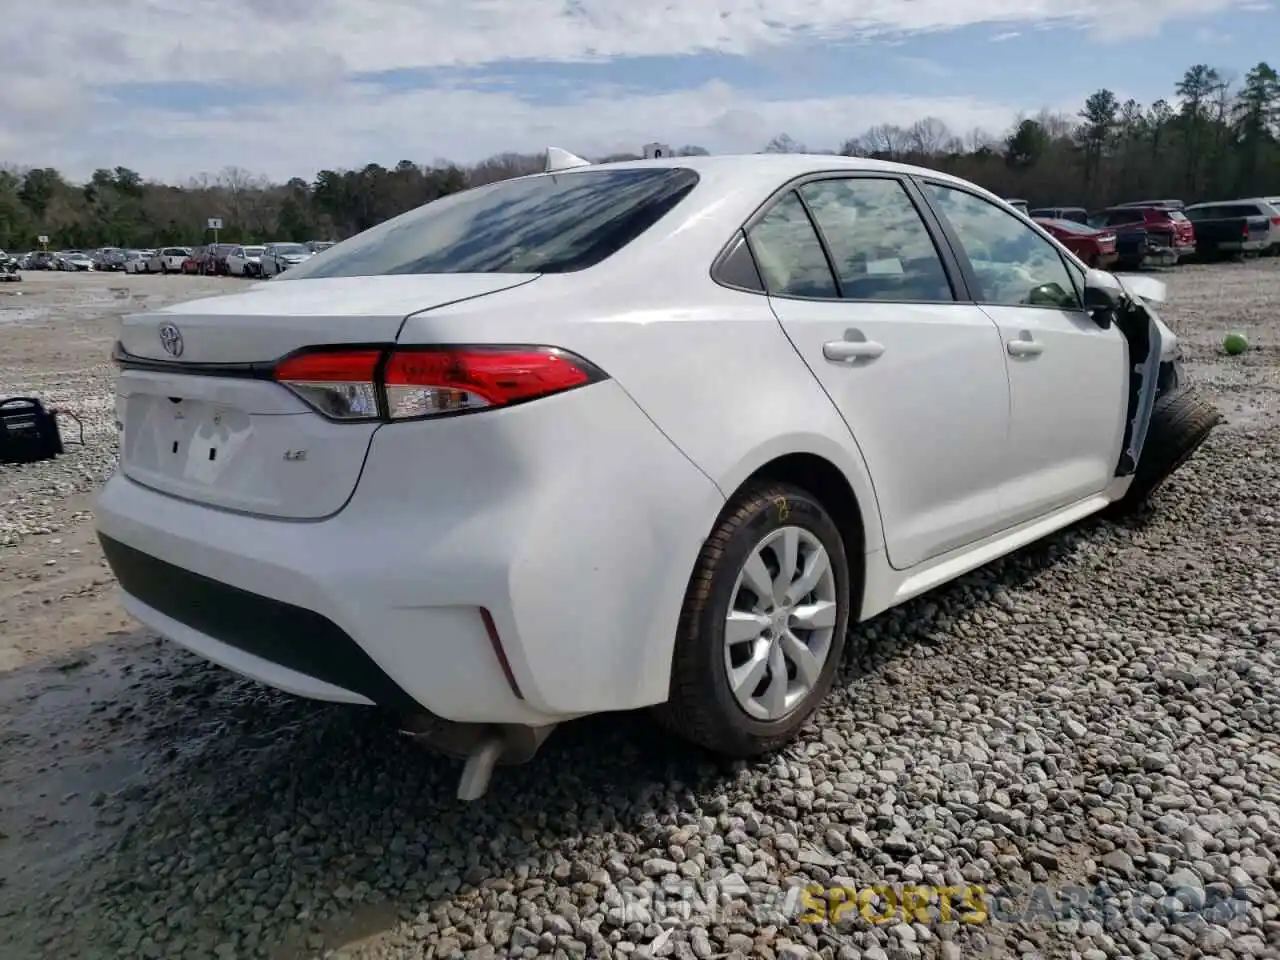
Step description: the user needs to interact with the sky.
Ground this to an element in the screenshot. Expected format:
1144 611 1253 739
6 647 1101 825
1 0 1277 183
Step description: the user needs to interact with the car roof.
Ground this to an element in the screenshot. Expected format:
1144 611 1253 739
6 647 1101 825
524 152 989 187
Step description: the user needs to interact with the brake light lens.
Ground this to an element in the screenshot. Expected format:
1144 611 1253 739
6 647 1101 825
272 349 382 420
1271 216 1280 226
272 346 604 421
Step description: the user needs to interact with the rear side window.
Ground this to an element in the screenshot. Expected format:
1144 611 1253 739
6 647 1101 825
283 168 700 278
745 192 838 299
798 178 953 302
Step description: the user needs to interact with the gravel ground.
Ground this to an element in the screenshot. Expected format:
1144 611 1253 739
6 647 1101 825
0 266 1277 960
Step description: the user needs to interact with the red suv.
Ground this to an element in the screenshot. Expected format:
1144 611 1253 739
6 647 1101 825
1102 205 1196 261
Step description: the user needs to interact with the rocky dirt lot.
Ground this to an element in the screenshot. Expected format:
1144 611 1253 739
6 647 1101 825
0 266 1277 960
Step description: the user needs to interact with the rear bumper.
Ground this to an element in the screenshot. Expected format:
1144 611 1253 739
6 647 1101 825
95 380 722 726
1218 240 1268 253
1144 248 1179 267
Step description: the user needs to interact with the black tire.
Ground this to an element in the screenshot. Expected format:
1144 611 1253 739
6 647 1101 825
653 481 853 757
1106 388 1220 518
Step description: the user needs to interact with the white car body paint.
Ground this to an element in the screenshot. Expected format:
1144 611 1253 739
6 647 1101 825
95 154 1175 730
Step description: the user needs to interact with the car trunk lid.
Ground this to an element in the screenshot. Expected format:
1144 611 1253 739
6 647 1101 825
114 274 537 519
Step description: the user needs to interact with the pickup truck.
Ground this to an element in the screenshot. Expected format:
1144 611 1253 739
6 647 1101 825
1095 208 1182 268
1183 204 1272 260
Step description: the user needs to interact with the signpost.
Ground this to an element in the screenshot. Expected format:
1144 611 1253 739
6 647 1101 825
207 217 222 245
37 235 48 250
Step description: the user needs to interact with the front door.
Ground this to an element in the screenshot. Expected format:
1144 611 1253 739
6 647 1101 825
920 182 1129 527
749 176 1012 570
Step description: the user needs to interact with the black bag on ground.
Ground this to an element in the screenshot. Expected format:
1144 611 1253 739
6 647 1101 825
0 397 64 464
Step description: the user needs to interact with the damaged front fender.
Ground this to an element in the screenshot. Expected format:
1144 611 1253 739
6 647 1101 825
1110 290 1167 478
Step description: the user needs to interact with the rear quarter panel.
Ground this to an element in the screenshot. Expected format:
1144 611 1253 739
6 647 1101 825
396 272 888 555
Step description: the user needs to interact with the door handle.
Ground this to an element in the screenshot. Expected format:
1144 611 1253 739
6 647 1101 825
1006 336 1044 357
823 339 885 362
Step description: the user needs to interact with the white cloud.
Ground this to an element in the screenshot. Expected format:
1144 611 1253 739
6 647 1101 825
0 0 1253 180
5 81 1037 182
0 0 1254 85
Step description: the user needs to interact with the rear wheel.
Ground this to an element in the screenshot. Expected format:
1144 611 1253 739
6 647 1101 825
654 482 853 757
1106 388 1220 518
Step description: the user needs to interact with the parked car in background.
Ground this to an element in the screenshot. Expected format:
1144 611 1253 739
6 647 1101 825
92 248 122 271
1004 198 1030 216
0 250 21 282
1097 206 1191 263
225 245 266 277
1183 201 1273 260
181 248 204 274
147 246 193 274
95 153 1216 801
201 243 237 275
260 242 314 277
1194 198 1280 254
57 250 96 271
123 250 155 273
1114 199 1184 211
1030 206 1088 225
28 251 56 270
1034 218 1118 268
306 240 336 253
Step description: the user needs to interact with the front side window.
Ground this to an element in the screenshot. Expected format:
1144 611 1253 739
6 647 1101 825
744 192 838 299
799 178 953 302
282 167 700 279
926 183 1081 310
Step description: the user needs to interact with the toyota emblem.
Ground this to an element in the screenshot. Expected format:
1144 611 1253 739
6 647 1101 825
159 323 184 358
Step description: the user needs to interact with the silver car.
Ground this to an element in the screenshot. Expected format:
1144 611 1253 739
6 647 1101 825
260 242 313 278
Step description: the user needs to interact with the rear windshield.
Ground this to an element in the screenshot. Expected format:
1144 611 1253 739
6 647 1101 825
282 167 701 279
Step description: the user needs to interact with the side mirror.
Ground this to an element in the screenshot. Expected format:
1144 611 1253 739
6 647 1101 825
1082 268 1124 311
1082 268 1125 327
1026 282 1073 308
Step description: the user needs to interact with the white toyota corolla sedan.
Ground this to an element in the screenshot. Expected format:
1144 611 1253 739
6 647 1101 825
95 152 1218 798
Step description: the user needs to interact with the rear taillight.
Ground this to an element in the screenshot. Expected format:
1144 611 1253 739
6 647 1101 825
272 348 383 420
272 345 605 422
1271 216 1280 226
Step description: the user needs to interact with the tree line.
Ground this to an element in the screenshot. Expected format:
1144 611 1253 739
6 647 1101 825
2 61 1277 252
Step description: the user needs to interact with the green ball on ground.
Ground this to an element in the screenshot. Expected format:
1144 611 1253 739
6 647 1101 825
1223 333 1250 356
